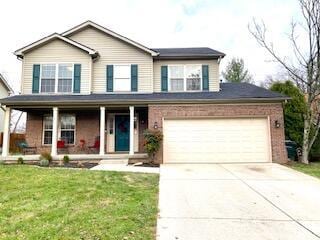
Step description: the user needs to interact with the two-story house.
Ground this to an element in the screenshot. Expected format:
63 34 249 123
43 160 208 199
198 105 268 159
0 21 288 164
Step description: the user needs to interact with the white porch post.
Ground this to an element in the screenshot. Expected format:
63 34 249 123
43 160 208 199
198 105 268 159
99 106 106 155
51 107 59 157
129 106 134 155
1 106 11 157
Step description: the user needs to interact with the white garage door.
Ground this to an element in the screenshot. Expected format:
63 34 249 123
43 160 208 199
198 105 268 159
163 118 271 163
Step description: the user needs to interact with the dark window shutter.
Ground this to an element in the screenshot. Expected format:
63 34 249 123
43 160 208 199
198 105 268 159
106 65 113 92
32 64 40 93
131 64 138 92
73 64 81 93
161 66 168 92
202 65 209 91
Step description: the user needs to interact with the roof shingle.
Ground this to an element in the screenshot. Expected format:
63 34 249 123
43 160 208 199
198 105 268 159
152 47 225 59
0 83 288 106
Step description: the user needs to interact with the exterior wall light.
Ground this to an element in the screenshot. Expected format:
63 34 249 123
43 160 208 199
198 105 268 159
153 122 158 129
275 120 281 128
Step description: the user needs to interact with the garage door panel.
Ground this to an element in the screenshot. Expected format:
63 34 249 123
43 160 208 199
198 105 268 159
163 118 270 163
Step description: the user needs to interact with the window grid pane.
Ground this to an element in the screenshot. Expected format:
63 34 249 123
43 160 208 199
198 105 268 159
41 65 56 93
169 66 184 91
114 65 131 91
58 79 72 93
186 65 201 91
44 131 52 145
61 131 74 144
171 79 184 91
58 64 72 93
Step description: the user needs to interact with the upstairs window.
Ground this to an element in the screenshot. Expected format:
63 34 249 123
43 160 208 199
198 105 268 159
169 66 184 91
114 65 131 92
40 64 73 93
168 65 202 92
41 64 56 93
58 64 73 93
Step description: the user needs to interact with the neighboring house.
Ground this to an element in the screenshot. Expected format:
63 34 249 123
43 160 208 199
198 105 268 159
0 73 13 137
0 21 288 163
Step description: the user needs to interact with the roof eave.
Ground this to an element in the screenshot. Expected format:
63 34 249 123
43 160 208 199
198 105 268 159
0 97 290 107
14 33 98 58
153 55 225 60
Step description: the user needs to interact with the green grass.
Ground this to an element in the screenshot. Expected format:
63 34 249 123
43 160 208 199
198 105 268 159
288 161 320 179
0 165 159 240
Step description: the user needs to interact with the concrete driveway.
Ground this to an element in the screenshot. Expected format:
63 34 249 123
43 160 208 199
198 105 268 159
156 163 320 240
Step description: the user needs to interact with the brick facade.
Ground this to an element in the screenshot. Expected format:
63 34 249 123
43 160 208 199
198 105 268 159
25 109 147 154
148 103 287 164
25 111 100 154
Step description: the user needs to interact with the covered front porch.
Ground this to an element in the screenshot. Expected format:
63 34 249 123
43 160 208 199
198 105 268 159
1 105 149 161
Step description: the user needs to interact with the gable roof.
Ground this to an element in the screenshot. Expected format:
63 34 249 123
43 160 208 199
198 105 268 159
14 33 98 58
0 83 288 106
62 20 159 56
0 73 13 94
152 47 225 59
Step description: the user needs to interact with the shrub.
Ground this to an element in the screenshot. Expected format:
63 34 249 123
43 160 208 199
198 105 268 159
39 159 49 167
39 152 52 162
143 129 163 163
63 155 70 164
17 157 24 165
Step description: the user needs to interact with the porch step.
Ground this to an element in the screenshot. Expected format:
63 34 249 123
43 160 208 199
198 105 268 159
99 158 129 165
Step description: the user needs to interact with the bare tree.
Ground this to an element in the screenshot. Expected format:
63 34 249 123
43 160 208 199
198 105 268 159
249 0 320 164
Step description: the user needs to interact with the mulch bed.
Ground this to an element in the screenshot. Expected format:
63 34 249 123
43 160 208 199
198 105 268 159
49 162 98 169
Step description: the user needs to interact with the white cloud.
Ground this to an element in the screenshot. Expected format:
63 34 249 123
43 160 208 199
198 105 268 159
0 0 303 92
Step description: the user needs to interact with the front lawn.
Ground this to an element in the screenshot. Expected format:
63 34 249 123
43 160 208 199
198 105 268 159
287 161 320 179
0 165 159 240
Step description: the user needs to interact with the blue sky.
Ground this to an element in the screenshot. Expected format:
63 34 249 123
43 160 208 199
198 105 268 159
0 0 301 92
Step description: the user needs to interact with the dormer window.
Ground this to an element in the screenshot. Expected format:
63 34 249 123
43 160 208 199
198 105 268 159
168 65 202 92
40 64 73 93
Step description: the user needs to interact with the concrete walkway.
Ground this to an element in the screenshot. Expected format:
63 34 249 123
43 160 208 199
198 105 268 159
90 164 159 174
157 163 320 240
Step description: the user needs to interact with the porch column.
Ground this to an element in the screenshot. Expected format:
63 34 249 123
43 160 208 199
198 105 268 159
99 106 106 155
1 106 11 157
129 106 134 155
51 107 59 157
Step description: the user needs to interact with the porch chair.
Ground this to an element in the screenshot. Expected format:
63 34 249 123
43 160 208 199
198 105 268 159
88 137 100 153
57 140 69 154
16 140 37 155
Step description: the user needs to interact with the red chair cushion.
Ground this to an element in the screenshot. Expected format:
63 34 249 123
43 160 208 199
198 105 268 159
57 140 65 148
94 140 100 149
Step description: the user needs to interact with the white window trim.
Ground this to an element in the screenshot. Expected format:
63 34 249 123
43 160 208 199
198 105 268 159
39 63 74 94
42 114 76 146
42 115 53 145
168 64 202 92
113 64 132 92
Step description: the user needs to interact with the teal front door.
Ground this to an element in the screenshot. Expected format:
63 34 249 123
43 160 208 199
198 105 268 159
115 115 130 151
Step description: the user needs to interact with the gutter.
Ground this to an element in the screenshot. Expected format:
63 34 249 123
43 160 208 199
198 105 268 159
0 97 290 107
